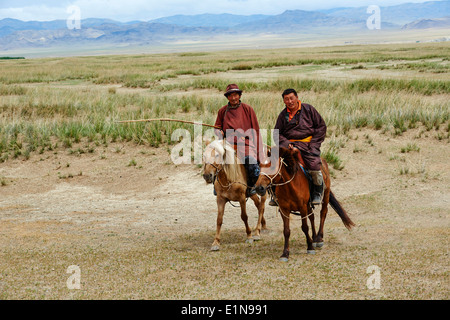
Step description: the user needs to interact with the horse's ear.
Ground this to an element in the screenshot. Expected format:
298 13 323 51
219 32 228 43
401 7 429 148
204 139 211 148
291 147 300 159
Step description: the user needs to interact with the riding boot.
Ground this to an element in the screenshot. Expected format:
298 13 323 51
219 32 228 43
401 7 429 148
269 186 278 206
310 170 324 205
311 184 323 205
244 156 260 198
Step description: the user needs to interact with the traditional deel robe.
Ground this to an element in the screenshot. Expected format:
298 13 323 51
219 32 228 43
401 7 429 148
214 102 264 164
274 102 327 171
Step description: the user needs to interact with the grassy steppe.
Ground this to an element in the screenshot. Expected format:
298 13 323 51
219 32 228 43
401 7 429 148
1 42 449 163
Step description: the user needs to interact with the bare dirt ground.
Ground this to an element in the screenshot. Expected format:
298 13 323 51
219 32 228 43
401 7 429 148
0 126 448 300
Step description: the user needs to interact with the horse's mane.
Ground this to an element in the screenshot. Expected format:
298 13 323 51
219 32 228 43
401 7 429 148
278 147 300 175
208 140 245 183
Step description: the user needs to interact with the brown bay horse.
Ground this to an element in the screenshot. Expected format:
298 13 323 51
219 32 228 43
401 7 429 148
254 146 354 261
202 140 268 251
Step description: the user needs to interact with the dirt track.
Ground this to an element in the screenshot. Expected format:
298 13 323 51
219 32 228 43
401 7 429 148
0 127 448 299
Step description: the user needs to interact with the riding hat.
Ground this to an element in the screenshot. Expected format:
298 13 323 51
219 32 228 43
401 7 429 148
224 84 242 97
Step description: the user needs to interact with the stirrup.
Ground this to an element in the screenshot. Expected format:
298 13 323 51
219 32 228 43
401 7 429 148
311 194 322 205
246 187 256 197
268 187 278 206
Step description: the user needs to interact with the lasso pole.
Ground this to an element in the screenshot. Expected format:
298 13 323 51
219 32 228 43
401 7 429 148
115 118 221 129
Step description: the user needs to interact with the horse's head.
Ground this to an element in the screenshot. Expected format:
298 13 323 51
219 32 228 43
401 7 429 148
202 139 241 184
202 139 236 184
202 141 223 184
254 146 299 196
254 146 279 196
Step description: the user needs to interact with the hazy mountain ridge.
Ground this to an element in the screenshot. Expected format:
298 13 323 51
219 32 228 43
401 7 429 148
0 1 449 50
234 10 366 31
149 13 271 27
0 18 128 37
323 0 450 25
402 16 450 28
0 21 228 50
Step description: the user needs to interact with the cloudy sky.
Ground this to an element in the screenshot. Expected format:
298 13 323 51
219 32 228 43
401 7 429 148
0 0 445 21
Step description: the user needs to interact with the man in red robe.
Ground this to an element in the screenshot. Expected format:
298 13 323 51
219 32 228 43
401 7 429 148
214 84 264 196
271 88 327 206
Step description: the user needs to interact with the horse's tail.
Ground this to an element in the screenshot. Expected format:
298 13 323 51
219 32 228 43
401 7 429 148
329 190 355 230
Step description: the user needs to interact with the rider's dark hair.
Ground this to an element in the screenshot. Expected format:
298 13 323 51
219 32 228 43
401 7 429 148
282 88 298 98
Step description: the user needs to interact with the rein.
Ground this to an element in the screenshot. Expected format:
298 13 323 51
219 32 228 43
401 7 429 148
278 205 314 221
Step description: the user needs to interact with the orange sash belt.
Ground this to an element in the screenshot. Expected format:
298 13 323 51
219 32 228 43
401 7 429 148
289 136 312 143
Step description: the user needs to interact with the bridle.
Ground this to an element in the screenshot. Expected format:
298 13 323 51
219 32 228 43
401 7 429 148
203 160 223 185
203 160 248 190
204 161 223 176
260 157 297 187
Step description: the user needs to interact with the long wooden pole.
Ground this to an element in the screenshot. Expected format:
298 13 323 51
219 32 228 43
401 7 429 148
115 118 220 129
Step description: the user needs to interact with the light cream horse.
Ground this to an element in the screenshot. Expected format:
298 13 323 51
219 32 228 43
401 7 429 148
202 140 267 251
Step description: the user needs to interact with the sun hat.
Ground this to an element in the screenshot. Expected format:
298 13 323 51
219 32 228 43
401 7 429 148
224 84 242 97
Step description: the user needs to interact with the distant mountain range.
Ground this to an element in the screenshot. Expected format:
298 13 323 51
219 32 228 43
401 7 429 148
0 1 449 51
402 16 450 28
150 13 271 28
321 0 450 25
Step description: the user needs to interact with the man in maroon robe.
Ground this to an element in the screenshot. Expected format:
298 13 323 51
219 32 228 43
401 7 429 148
271 88 327 206
214 84 264 196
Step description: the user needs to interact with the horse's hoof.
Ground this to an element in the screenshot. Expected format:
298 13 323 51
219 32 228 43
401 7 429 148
252 235 261 241
279 257 289 262
245 238 254 245
307 250 316 255
210 245 220 251
313 242 324 248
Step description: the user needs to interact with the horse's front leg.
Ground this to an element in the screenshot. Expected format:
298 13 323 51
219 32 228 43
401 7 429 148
279 206 290 262
211 196 227 251
307 205 317 243
250 194 266 241
260 194 268 231
239 197 253 244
